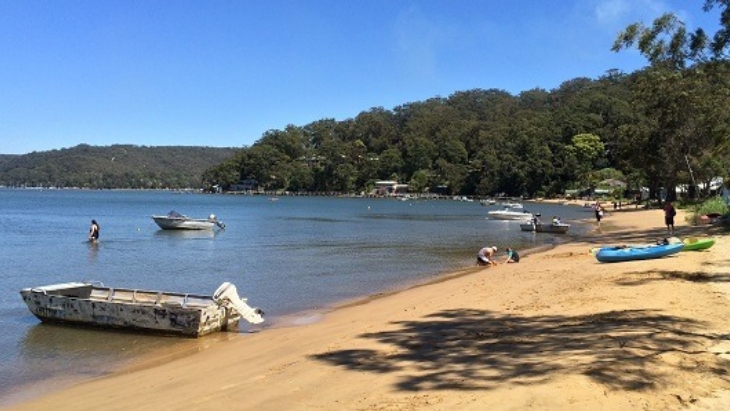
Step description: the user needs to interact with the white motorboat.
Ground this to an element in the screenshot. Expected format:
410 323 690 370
487 207 533 220
152 211 225 230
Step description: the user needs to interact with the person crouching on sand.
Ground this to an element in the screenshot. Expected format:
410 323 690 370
477 246 498 267
504 247 520 263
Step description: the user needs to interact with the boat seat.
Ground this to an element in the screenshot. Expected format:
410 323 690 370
160 294 190 308
160 301 183 308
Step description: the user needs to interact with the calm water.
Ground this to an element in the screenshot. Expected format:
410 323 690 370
0 189 594 406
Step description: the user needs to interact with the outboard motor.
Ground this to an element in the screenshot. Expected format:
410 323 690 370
213 282 264 324
209 214 226 229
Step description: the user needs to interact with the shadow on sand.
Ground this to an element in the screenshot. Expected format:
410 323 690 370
311 307 727 392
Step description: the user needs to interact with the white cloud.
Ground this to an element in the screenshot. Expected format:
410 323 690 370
593 0 672 27
393 6 450 80
594 0 631 25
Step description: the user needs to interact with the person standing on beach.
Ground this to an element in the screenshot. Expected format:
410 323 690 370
664 202 676 235
477 246 498 267
594 205 604 229
89 219 100 242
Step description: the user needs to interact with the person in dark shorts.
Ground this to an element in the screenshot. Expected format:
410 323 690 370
477 246 498 266
664 202 676 235
595 205 604 228
89 219 100 242
504 247 520 263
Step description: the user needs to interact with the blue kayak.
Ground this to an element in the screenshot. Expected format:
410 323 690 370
595 243 685 263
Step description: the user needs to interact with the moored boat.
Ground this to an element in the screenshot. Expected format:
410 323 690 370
519 222 570 233
152 210 225 230
19 281 263 337
487 207 533 220
594 243 684 263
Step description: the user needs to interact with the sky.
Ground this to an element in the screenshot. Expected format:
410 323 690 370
0 0 722 155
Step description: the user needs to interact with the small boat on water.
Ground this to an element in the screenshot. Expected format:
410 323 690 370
152 210 225 230
19 281 263 337
487 207 533 220
519 222 571 234
594 243 684 263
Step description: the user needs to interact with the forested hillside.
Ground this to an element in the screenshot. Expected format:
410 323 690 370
202 66 730 199
201 3 730 200
0 144 238 189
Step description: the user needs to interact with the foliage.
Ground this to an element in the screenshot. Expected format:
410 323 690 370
685 195 730 224
612 1 730 201
202 56 728 199
204 77 649 197
198 56 729 197
0 144 238 189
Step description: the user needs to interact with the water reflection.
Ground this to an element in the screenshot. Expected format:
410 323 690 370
18 322 242 374
6 322 240 406
152 229 218 240
87 240 100 262
21 323 184 359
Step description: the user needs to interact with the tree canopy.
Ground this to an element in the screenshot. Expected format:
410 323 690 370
200 2 730 199
201 63 726 199
0 145 238 189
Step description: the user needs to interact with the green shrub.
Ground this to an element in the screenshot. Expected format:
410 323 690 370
685 196 729 225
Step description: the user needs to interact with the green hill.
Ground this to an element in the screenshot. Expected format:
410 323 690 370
0 144 239 189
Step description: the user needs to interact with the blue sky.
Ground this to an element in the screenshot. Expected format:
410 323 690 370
0 0 721 154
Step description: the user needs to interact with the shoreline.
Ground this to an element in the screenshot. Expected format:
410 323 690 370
6 208 730 410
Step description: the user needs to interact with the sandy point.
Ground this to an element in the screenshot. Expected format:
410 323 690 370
6 208 730 411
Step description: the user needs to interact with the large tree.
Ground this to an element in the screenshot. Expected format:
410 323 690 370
612 1 730 200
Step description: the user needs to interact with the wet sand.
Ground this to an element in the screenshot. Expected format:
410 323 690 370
6 208 730 411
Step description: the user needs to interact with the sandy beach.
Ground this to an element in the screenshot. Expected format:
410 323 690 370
6 207 730 411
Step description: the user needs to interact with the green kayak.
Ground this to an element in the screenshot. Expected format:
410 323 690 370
682 237 715 251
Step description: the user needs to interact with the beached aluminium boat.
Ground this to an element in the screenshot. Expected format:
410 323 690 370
594 243 684 263
519 222 571 233
487 207 533 220
152 210 225 230
19 281 263 337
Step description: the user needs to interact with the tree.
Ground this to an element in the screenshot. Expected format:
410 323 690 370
612 2 730 200
566 133 605 189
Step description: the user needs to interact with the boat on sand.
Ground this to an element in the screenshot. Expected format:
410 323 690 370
682 237 715 251
19 281 263 337
594 243 684 263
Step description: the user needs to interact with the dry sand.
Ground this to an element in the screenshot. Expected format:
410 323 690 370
6 208 730 411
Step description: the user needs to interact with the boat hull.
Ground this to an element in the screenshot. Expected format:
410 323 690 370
20 282 241 337
595 243 684 263
682 237 715 251
487 211 533 220
519 223 570 233
152 216 217 230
